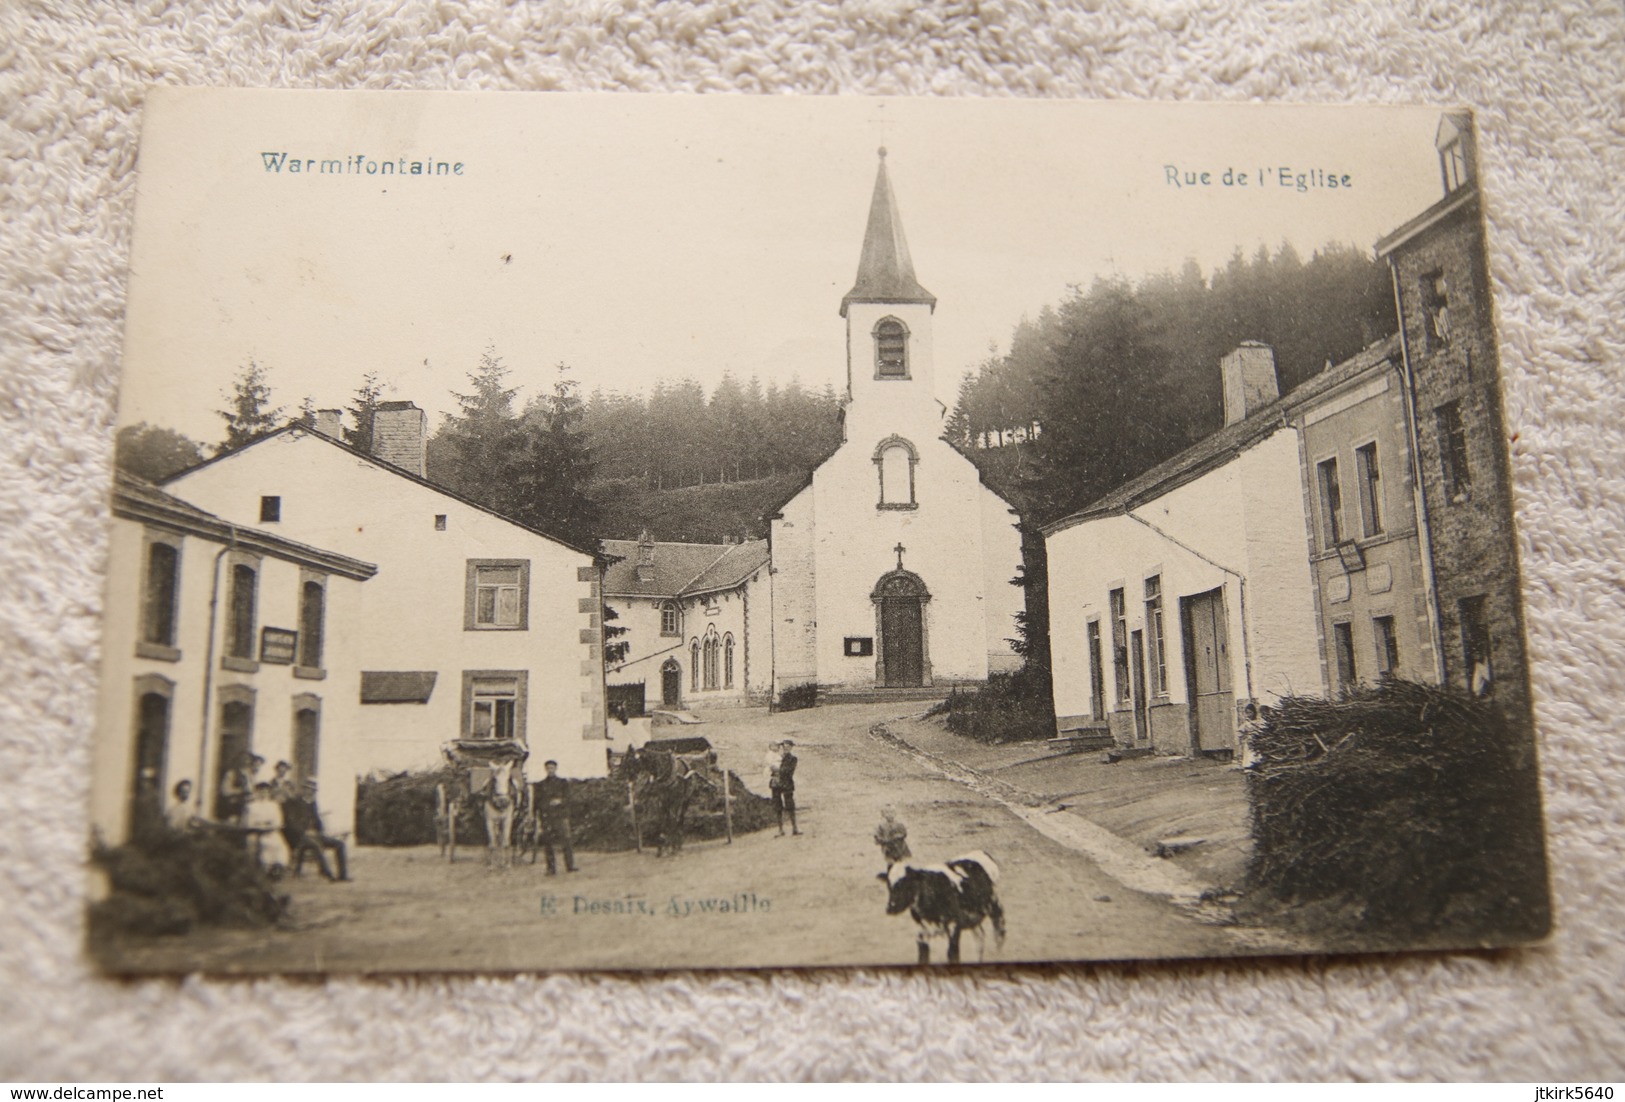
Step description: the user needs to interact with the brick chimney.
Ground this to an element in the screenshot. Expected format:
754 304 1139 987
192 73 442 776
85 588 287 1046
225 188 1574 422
312 408 344 440
371 401 427 477
635 528 656 583
1220 342 1279 426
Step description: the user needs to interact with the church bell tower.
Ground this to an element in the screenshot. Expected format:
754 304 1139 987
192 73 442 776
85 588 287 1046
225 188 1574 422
841 149 939 436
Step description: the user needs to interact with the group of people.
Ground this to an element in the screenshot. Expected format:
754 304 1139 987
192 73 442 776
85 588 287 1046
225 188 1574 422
761 739 801 836
166 753 350 882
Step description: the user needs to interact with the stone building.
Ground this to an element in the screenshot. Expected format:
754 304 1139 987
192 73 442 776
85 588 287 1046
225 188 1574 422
92 472 376 843
164 407 610 791
1282 339 1441 693
767 151 1026 701
601 532 771 709
1377 112 1530 712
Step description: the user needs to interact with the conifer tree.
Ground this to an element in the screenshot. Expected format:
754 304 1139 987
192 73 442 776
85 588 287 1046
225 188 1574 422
215 360 285 455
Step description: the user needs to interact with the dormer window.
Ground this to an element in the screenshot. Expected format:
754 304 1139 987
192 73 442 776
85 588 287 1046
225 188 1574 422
874 317 909 378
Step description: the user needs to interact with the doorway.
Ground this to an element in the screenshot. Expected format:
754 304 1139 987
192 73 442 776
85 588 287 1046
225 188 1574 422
1130 630 1149 745
293 706 320 787
130 691 170 836
872 568 930 689
1181 587 1235 753
661 658 682 707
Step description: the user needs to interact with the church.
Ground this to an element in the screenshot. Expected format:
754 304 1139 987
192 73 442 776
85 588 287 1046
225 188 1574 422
767 151 1026 701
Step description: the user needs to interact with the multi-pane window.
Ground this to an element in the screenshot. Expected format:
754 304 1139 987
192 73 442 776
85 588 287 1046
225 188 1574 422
1109 588 1129 704
298 578 325 669
1332 621 1357 689
659 601 679 636
1144 575 1167 695
1356 442 1383 537
1460 596 1493 695
142 540 180 648
1435 401 1471 501
875 318 908 377
1372 615 1399 678
1317 457 1344 547
1087 620 1106 721
227 563 257 659
465 560 528 630
467 674 520 740
1421 271 1451 349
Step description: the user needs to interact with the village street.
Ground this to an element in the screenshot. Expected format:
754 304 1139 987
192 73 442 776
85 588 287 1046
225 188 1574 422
106 703 1272 974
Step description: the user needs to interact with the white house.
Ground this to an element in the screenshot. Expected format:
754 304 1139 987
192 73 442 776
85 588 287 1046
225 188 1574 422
1043 345 1341 756
164 409 609 790
768 151 1026 700
602 532 771 709
92 472 377 844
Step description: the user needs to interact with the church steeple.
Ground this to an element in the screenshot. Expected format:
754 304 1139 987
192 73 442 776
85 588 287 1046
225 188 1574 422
840 148 936 319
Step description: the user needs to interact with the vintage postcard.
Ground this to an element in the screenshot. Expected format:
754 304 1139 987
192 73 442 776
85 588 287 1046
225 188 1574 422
91 91 1549 973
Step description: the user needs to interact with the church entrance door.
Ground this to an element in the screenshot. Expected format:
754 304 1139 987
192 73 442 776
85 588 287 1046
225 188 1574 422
881 599 924 687
872 568 931 689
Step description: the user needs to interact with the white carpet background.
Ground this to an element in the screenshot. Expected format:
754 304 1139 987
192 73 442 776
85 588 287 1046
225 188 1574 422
1 0 1621 1082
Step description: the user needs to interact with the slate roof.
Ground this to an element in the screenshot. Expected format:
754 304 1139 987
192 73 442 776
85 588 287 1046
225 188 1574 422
1042 334 1402 536
601 538 769 599
840 150 936 318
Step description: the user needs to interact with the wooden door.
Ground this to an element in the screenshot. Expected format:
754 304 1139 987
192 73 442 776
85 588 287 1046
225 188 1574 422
1130 630 1149 745
1182 588 1235 752
661 660 681 706
881 598 924 687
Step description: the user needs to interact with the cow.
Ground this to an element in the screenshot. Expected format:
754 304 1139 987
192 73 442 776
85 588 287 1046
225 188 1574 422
879 850 1007 965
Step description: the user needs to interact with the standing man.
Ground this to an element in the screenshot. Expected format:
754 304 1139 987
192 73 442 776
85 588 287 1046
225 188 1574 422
778 740 801 837
536 760 578 875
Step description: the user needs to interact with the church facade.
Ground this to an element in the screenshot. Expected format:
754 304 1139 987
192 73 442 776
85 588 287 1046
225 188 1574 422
767 152 1025 700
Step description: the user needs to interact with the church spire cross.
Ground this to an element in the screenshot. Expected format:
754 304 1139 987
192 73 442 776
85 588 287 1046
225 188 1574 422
894 543 906 570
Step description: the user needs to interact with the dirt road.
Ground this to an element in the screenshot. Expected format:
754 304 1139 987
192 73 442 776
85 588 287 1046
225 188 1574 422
105 702 1250 973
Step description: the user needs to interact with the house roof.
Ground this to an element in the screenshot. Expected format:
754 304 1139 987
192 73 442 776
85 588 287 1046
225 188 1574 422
161 424 604 561
840 149 936 318
601 538 769 599
1041 334 1401 537
112 471 378 580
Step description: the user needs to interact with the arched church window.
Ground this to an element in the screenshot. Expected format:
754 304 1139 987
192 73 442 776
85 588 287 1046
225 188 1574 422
702 627 720 691
690 641 701 692
723 633 735 689
874 317 909 378
873 435 918 510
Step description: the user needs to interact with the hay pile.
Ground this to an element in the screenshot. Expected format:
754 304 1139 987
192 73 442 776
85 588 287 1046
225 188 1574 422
1243 680 1549 945
89 827 287 939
